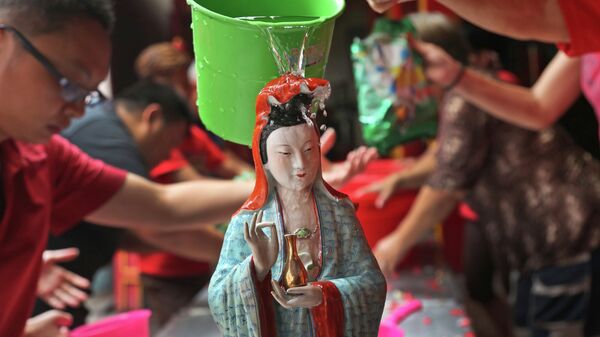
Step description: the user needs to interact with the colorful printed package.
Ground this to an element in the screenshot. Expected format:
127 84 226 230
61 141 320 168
352 18 438 156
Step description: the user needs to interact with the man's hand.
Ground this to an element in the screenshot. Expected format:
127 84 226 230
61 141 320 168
271 280 323 309
38 248 90 309
245 210 279 281
320 128 379 189
410 38 464 87
25 310 72 337
366 0 414 13
373 233 406 278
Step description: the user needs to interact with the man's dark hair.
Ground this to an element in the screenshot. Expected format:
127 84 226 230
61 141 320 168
0 0 115 35
115 81 192 125
260 93 316 164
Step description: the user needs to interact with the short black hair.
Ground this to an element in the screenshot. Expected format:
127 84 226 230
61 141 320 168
0 0 115 35
115 81 192 125
260 93 315 164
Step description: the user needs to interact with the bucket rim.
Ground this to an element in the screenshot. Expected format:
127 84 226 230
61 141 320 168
186 0 345 28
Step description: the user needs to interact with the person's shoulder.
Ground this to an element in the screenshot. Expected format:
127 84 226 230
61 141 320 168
62 102 123 139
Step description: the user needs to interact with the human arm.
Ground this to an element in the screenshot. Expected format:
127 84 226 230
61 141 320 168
120 226 224 263
85 173 253 232
373 94 488 277
24 311 72 337
37 249 90 310
373 186 462 276
366 0 415 14
366 0 568 43
414 40 582 129
356 142 437 208
320 128 379 189
436 0 568 43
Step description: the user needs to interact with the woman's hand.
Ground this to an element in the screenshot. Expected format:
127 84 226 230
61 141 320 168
366 0 403 13
356 173 404 208
271 280 323 309
245 210 279 281
320 128 379 189
411 39 464 87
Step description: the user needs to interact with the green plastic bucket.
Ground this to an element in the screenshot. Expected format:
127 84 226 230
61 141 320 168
187 0 345 145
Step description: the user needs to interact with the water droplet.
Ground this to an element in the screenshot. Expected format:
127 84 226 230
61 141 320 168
323 110 328 117
202 56 210 65
202 19 208 26
320 125 326 132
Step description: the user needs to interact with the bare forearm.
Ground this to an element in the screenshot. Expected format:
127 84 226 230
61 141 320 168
87 173 253 231
455 55 580 129
133 228 224 263
395 144 437 189
391 186 462 256
436 0 568 42
455 69 551 129
155 180 251 230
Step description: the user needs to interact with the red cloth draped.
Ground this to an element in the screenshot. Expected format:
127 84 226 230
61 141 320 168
310 281 345 337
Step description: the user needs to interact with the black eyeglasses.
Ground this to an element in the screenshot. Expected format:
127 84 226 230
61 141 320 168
0 24 105 106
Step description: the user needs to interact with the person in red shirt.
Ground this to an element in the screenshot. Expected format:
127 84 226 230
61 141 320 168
367 0 600 57
0 1 254 336
139 128 226 333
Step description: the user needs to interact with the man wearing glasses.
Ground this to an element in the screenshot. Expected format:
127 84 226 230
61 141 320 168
0 1 253 336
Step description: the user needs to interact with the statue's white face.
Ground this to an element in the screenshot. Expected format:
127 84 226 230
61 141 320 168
264 123 320 192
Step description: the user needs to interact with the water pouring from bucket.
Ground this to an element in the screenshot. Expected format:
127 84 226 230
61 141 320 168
186 0 344 145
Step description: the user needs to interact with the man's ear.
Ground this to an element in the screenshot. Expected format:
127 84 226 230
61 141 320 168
141 103 163 130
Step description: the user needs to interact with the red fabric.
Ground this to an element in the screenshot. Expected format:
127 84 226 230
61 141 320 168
495 70 520 85
250 259 277 337
140 136 214 277
580 53 600 140
151 125 225 178
239 73 347 214
150 149 188 181
340 159 466 272
179 125 225 171
138 252 210 277
0 135 126 337
557 0 600 56
310 281 344 337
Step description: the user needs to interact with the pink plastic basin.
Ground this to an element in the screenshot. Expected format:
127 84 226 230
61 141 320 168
70 310 151 337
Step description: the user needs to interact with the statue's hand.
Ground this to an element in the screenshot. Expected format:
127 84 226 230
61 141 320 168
244 210 278 281
270 280 323 309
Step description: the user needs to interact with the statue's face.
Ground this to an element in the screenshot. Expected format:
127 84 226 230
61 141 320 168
264 123 320 192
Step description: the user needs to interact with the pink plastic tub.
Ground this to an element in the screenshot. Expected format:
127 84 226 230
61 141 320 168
70 310 151 337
